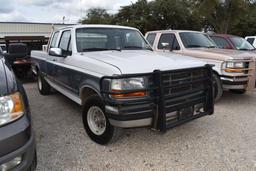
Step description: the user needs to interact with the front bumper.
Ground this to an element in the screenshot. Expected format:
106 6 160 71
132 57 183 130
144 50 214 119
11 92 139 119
221 75 248 90
0 116 36 171
101 65 214 131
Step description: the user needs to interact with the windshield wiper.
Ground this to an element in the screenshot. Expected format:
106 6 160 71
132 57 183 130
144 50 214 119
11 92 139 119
187 45 204 48
82 48 121 52
124 46 153 51
207 46 216 48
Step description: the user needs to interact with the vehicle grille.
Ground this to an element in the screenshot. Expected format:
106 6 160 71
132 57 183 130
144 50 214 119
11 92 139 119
101 65 214 131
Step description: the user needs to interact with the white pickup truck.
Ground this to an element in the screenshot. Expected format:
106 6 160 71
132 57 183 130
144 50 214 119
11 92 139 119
31 25 214 144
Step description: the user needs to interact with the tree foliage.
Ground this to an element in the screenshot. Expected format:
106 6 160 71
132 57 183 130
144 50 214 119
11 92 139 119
80 0 256 36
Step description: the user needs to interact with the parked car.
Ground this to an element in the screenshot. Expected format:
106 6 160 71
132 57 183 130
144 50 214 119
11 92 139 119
145 30 256 101
31 25 214 144
245 36 256 48
0 47 37 170
210 34 256 52
4 43 32 78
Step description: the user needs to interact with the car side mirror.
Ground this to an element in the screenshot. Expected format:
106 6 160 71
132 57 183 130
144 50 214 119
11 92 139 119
161 42 172 51
49 48 64 57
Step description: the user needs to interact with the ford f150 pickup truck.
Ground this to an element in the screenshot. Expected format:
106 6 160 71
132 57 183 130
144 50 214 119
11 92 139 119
31 25 214 144
146 30 256 101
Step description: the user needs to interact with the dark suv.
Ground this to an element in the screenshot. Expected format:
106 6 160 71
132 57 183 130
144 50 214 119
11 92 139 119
0 46 36 170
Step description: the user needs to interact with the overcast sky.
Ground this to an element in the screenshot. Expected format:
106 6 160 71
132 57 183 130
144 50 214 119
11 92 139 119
0 0 138 24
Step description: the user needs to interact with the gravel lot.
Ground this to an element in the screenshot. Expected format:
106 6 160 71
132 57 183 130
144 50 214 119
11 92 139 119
24 82 256 171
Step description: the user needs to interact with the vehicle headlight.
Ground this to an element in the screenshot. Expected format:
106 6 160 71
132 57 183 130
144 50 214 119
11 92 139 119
0 92 24 126
225 61 244 73
111 77 147 98
226 62 244 68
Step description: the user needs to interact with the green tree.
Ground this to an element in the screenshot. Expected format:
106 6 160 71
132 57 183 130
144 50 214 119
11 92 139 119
80 8 114 24
198 0 248 33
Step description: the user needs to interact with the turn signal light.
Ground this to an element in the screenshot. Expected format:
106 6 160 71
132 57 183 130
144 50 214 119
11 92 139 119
111 90 146 98
224 68 243 73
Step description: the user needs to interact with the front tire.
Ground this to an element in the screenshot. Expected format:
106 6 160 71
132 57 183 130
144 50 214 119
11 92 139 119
37 73 51 95
82 95 116 145
212 73 223 102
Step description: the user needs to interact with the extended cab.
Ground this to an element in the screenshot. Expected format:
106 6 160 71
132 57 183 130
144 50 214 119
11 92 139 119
146 30 256 100
31 25 214 144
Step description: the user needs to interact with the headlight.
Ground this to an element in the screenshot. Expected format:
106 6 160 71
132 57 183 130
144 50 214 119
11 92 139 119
0 92 24 126
225 61 244 73
111 77 147 98
226 62 244 68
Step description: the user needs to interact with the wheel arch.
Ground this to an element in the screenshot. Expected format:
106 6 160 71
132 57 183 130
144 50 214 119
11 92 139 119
79 84 102 105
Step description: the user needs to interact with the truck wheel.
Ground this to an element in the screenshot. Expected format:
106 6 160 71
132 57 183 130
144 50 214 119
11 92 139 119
230 89 246 94
213 73 223 102
37 73 51 95
82 95 116 145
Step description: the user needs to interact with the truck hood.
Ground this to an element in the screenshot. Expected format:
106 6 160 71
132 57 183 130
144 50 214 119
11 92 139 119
0 59 8 96
86 50 206 74
182 48 255 61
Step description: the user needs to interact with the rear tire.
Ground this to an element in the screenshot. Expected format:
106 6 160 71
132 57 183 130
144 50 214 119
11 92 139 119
82 95 116 145
212 73 223 102
37 73 51 95
230 89 246 94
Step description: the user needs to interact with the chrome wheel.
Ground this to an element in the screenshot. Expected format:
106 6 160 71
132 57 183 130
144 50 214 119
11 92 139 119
38 76 42 90
87 106 107 136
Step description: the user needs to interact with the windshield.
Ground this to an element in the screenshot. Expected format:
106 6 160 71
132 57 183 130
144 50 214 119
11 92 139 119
179 32 217 48
76 28 151 52
230 37 255 50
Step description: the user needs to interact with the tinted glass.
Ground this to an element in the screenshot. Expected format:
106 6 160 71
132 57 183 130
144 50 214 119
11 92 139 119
59 30 71 51
211 36 231 48
247 38 255 45
158 34 174 49
50 32 59 48
0 45 6 51
76 28 151 52
230 37 255 50
146 33 156 46
179 32 216 48
158 33 180 50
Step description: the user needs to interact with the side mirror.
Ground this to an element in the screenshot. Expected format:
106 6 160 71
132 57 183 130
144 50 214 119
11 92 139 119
49 48 64 57
4 43 28 65
161 42 172 51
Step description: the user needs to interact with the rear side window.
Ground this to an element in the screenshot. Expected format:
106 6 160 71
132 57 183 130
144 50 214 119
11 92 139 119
158 33 180 50
59 30 72 55
211 36 231 48
247 38 255 45
146 33 156 46
50 32 59 48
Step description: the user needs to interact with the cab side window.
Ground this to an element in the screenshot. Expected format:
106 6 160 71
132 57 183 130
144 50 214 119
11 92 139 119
59 30 72 56
158 33 180 50
247 38 255 45
50 31 59 48
146 33 156 46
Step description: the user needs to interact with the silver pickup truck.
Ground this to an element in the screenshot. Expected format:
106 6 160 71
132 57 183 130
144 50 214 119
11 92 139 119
146 30 256 101
31 25 214 144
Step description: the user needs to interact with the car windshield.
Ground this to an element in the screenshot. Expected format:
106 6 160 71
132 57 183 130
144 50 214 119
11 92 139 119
76 28 152 52
230 37 255 50
179 32 217 48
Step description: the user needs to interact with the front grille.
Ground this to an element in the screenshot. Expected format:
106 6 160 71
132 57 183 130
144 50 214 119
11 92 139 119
101 65 214 131
154 67 212 130
244 62 250 74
